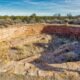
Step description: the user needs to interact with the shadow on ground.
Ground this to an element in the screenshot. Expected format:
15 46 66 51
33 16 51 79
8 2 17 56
29 34 80 73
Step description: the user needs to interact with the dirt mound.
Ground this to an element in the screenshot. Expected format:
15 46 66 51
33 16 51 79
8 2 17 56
0 24 44 42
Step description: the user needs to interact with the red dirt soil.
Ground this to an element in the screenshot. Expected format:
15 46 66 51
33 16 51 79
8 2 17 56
0 24 80 42
42 24 80 38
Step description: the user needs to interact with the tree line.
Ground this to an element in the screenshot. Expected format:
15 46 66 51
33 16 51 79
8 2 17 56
0 13 80 26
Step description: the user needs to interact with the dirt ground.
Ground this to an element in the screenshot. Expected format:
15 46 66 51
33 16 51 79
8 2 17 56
0 24 80 80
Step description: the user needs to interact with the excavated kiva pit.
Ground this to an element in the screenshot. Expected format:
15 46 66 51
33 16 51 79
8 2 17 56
0 24 80 78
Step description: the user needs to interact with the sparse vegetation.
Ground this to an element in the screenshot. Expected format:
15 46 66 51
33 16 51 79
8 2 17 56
0 14 80 28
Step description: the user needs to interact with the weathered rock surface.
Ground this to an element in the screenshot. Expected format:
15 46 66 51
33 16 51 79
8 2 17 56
0 24 80 79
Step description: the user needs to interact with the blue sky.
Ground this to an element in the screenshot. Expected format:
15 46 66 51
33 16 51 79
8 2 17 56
0 0 80 16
